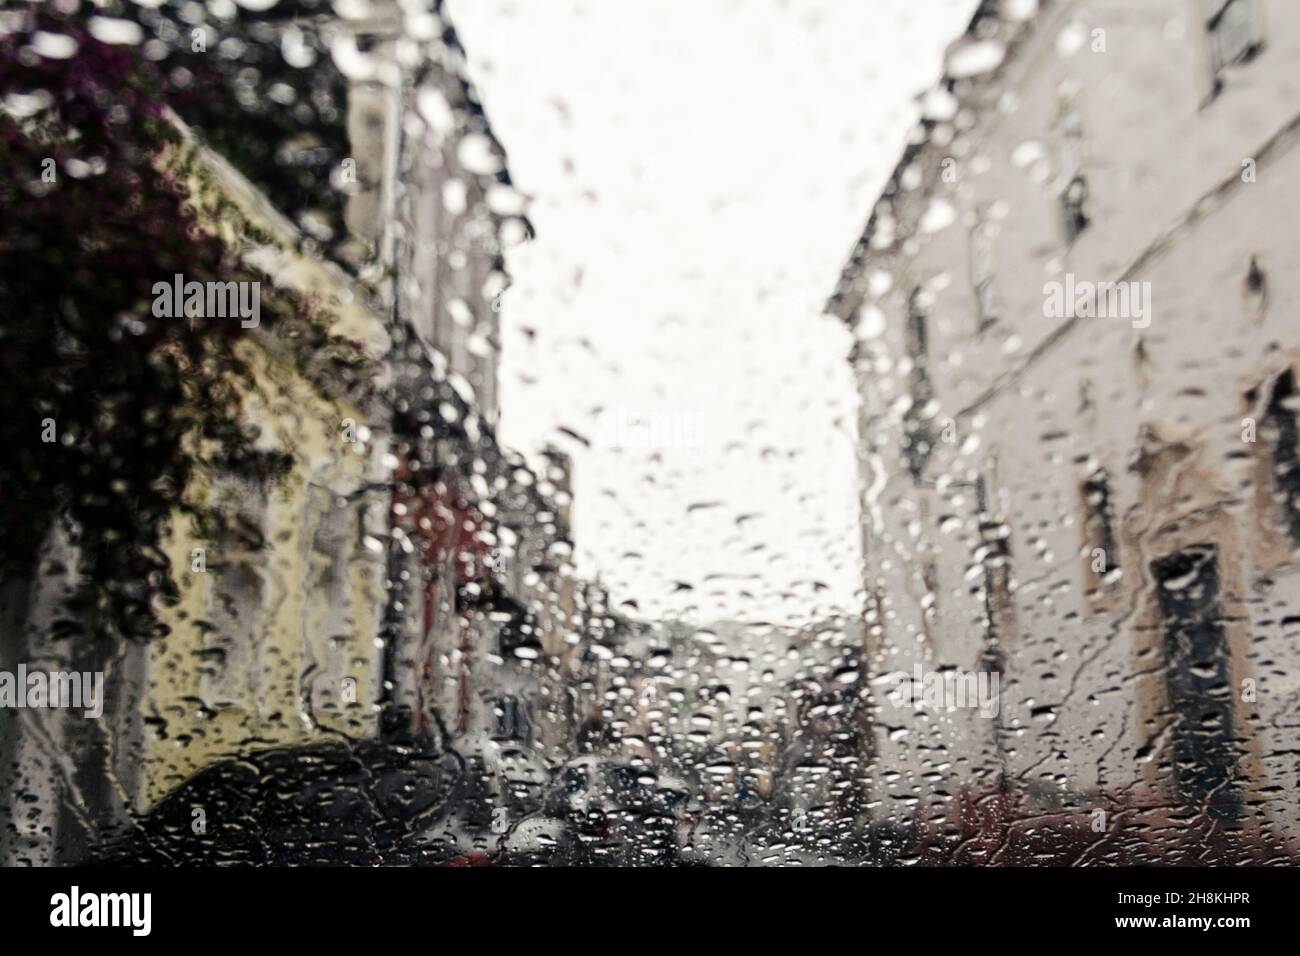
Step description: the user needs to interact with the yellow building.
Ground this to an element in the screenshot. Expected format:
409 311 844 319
121 114 395 807
0 106 395 866
0 1 550 864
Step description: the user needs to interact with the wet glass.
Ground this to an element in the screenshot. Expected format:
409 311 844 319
1 0 1297 868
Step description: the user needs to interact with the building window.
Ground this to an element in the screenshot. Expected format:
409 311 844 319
494 695 531 742
969 217 999 332
1262 368 1300 543
305 488 356 717
906 288 930 367
1060 174 1090 243
903 288 934 484
1081 466 1120 580
202 564 264 708
487 588 535 659
1244 255 1268 320
976 474 1009 562
975 472 1014 642
1150 544 1240 819
1204 0 1262 79
200 475 269 709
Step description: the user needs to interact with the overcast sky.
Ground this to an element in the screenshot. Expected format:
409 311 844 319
447 0 979 626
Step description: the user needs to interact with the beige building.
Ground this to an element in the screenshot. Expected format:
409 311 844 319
350 5 583 796
827 0 1300 860
1 5 397 861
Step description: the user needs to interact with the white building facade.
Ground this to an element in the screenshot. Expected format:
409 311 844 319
828 0 1300 862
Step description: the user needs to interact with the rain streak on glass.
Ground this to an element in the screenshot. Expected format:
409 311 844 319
1 0 1298 867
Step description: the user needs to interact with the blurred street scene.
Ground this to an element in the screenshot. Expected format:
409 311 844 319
2 0 1300 866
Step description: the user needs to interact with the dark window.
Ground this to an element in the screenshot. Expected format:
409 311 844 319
1082 467 1119 576
494 695 531 742
902 289 934 484
976 475 1009 561
976 475 1013 643
1205 0 1261 78
1060 174 1089 243
562 766 589 795
1245 256 1266 297
906 288 929 364
970 220 998 332
1263 369 1300 543
1243 256 1268 320
1150 545 1240 820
